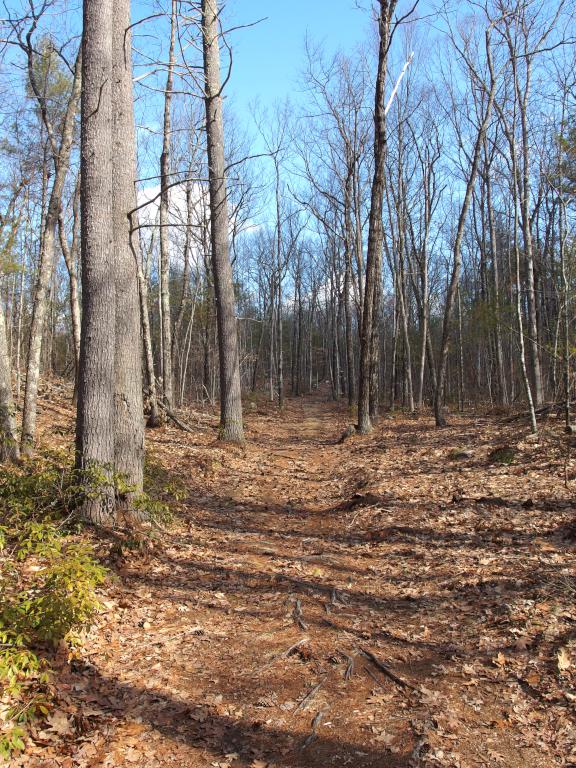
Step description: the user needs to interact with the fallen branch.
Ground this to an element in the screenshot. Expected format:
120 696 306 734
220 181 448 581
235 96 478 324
344 653 355 681
293 598 309 630
156 399 195 433
359 646 416 691
257 638 309 673
364 666 386 688
502 400 573 423
294 673 329 714
300 708 328 750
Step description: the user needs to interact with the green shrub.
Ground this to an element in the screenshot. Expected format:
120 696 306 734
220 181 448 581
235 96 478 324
0 449 175 758
2 538 106 644
0 452 107 759
0 630 51 759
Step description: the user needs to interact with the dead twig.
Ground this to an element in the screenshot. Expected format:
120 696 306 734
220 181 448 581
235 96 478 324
339 651 356 680
294 673 329 714
300 708 328 750
156 399 195 433
293 598 309 630
257 638 309 673
359 646 416 691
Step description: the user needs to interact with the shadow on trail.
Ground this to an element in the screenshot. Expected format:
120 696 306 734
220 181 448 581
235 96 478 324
63 663 414 768
117 545 568 665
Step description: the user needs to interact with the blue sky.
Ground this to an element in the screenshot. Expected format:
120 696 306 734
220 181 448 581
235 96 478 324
225 0 373 119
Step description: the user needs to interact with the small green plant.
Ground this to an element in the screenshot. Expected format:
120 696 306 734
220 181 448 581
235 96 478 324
0 726 26 760
133 493 173 527
0 451 107 759
0 630 51 759
0 448 175 758
144 457 187 507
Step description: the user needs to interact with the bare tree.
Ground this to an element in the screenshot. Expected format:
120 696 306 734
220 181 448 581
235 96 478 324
18 27 82 454
0 297 18 462
159 0 177 408
434 8 498 427
202 0 244 442
357 0 399 433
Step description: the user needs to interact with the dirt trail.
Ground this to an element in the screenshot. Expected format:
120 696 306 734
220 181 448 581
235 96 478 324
29 392 576 768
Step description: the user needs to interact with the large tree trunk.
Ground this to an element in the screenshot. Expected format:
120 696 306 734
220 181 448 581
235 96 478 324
76 0 116 525
21 49 82 455
202 0 244 443
357 0 395 433
112 0 145 502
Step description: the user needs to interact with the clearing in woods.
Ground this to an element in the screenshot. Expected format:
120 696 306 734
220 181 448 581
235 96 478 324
20 388 576 767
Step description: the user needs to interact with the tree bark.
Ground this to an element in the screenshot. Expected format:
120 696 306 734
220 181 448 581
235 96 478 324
76 0 116 525
202 0 244 443
58 178 81 405
112 0 145 500
0 299 19 462
434 31 497 427
159 0 177 408
21 49 82 455
357 0 396 433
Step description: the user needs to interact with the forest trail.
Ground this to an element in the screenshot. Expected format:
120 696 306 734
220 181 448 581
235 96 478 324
27 389 576 768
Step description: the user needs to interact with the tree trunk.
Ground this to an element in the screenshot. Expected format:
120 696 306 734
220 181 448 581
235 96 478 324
202 0 244 443
137 251 161 427
0 300 19 462
485 154 508 406
58 178 81 404
434 42 497 427
159 0 177 408
357 0 396 433
21 49 82 455
76 0 116 525
343 169 356 408
172 172 194 396
112 0 145 501
369 274 382 422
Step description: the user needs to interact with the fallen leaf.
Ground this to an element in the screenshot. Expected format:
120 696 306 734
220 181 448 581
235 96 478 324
46 710 73 736
557 647 571 672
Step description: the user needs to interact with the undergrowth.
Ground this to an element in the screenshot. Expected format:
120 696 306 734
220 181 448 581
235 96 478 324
0 448 181 760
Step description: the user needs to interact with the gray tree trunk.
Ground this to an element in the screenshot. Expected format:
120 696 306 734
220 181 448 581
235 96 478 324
202 0 244 443
135 235 161 427
0 300 19 462
159 0 177 408
357 0 396 433
76 0 116 525
112 0 145 502
21 49 82 455
58 178 81 404
434 33 497 427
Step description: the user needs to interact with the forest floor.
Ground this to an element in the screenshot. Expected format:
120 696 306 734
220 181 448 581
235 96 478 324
11 385 576 768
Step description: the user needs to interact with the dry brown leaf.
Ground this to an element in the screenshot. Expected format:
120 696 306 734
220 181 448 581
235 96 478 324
46 710 73 736
557 647 571 672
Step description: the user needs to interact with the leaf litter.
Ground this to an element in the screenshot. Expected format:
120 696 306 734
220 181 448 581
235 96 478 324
9 389 576 767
